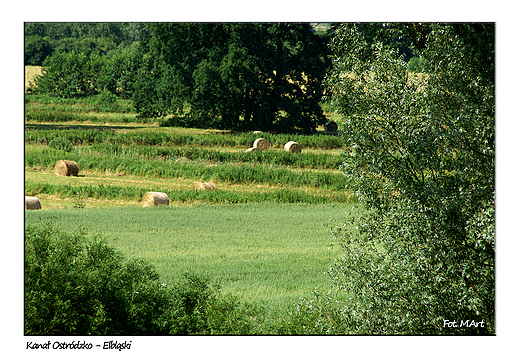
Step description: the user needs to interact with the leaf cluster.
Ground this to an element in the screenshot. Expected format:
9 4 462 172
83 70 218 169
32 48 141 100
24 23 146 66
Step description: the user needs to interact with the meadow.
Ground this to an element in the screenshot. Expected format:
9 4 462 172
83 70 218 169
24 80 355 313
25 203 352 310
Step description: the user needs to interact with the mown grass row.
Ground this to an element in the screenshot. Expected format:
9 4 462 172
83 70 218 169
25 126 345 149
25 147 350 190
83 144 345 170
24 109 148 124
25 180 353 204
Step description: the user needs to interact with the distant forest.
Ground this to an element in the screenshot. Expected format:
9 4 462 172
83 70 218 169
25 23 147 66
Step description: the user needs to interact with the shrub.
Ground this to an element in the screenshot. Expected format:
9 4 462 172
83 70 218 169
407 56 426 72
164 273 266 335
25 224 172 335
94 88 117 107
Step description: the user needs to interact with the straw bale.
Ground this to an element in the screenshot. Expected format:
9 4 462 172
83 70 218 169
142 192 169 207
195 182 216 191
25 196 42 210
284 141 302 153
324 121 338 132
253 138 270 151
54 160 79 177
245 147 259 153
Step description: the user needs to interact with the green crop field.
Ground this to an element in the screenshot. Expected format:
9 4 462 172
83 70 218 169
25 203 353 310
24 90 355 314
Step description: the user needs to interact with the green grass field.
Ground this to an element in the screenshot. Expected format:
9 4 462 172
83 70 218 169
25 203 352 310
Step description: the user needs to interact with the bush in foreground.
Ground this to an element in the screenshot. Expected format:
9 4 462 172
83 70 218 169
25 224 266 335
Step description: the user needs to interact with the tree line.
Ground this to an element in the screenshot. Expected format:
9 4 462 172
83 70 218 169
26 22 421 133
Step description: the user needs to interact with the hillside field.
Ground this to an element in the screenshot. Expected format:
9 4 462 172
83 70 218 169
24 79 355 311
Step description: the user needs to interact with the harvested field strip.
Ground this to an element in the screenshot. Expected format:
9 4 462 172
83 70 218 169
25 147 349 190
24 126 345 149
25 108 140 123
25 95 136 114
24 180 353 205
25 168 348 198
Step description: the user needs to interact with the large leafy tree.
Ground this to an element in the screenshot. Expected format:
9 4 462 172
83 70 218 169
289 23 494 335
133 23 330 132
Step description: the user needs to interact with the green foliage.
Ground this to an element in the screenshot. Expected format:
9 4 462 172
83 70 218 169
35 51 105 98
276 290 351 335
96 45 143 99
319 23 495 334
164 273 265 334
32 44 142 100
25 224 170 335
407 56 426 72
24 22 145 66
25 224 268 335
134 23 331 133
95 88 117 105
25 35 53 66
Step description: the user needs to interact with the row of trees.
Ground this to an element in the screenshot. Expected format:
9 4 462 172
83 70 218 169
133 23 331 132
27 22 421 133
24 23 145 66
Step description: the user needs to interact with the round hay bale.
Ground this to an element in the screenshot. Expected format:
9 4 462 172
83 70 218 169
142 192 169 207
54 160 79 177
284 141 302 153
195 182 216 191
324 121 338 132
253 138 270 151
25 196 41 210
245 147 259 153
253 130 263 134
